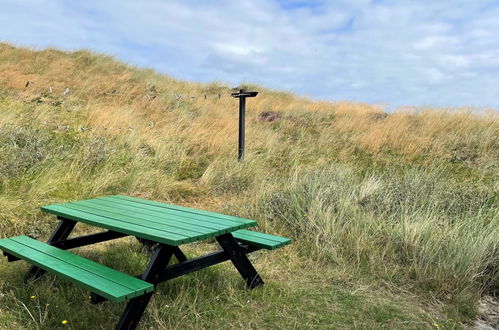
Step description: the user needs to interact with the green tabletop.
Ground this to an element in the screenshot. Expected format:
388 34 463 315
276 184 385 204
41 195 256 246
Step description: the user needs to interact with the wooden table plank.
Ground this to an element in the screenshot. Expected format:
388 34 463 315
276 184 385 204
42 205 189 245
41 195 257 246
111 195 256 227
83 199 230 233
101 196 253 229
63 203 209 241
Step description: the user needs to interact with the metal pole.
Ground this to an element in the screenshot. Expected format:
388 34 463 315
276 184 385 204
231 89 258 161
238 92 246 160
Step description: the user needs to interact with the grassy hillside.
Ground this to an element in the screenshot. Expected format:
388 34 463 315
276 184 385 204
0 43 498 329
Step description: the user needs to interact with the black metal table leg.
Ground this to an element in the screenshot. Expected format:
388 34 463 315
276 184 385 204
137 238 186 263
173 246 187 262
115 244 174 330
24 217 77 282
136 237 158 251
216 233 264 289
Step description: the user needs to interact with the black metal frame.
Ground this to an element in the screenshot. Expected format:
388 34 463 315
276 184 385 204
9 217 265 330
116 244 175 330
216 233 264 288
231 89 258 160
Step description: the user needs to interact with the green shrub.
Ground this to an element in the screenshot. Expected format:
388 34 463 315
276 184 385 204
0 125 50 178
81 136 112 170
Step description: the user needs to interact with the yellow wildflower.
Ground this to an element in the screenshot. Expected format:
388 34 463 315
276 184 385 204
62 320 68 325
30 295 36 299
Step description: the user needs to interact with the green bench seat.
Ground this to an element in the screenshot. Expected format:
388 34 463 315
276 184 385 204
232 230 291 250
0 236 154 302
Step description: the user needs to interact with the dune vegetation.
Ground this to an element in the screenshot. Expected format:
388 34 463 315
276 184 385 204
0 43 498 329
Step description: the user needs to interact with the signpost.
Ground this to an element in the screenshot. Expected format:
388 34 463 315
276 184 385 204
231 89 258 160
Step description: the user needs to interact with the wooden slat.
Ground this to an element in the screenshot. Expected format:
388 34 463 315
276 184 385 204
0 236 153 302
41 195 259 246
41 205 189 245
76 200 220 235
232 230 291 250
96 197 246 230
111 195 256 227
234 230 291 244
12 236 148 292
62 203 208 241
81 199 230 233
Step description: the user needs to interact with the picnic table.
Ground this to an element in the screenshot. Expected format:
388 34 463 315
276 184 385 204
0 195 290 329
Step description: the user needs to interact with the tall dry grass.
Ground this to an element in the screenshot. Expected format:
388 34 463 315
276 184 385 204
0 43 498 318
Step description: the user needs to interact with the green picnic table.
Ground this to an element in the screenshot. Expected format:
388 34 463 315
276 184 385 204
0 195 291 329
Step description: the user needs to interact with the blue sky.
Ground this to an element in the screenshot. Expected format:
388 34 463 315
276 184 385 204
1 0 498 109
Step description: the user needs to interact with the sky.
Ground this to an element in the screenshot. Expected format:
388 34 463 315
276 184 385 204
1 0 498 109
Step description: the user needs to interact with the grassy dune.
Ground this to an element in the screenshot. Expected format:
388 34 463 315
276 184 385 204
0 43 498 329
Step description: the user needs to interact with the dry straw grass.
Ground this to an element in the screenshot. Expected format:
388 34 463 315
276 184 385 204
0 43 498 326
1 42 496 164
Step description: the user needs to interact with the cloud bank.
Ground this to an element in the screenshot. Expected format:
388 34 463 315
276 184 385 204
1 0 498 108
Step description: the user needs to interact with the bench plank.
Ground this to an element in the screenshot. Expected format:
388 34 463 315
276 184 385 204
232 230 291 250
0 236 153 302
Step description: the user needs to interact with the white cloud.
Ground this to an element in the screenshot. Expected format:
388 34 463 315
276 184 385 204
0 0 498 109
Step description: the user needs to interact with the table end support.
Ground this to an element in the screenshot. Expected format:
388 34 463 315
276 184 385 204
216 233 264 289
115 292 153 330
173 246 187 262
116 243 174 330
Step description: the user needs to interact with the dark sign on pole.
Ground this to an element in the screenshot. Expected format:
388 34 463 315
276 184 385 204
231 89 258 160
